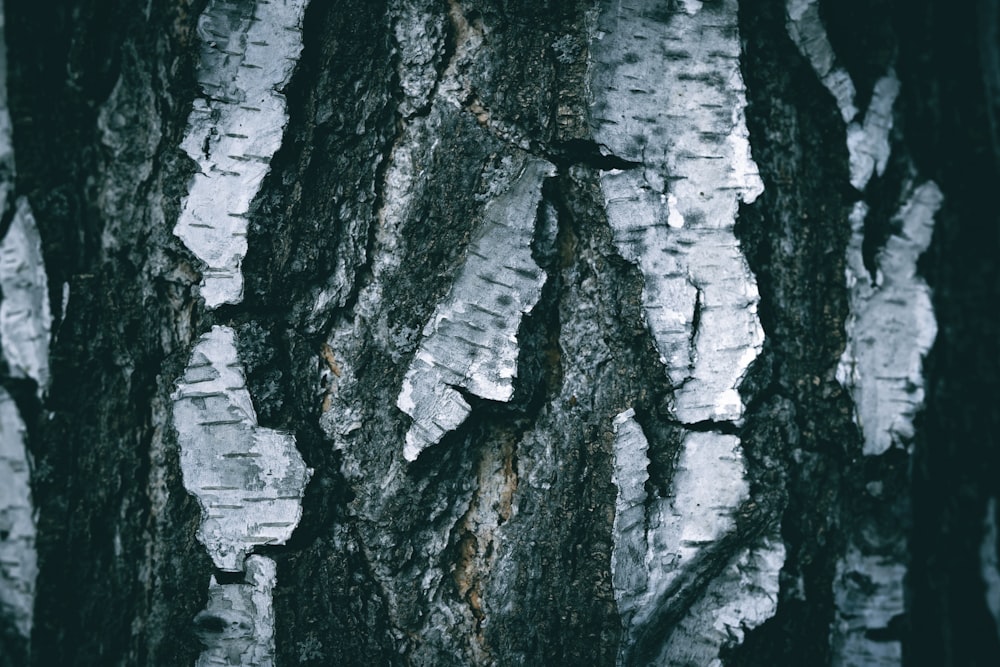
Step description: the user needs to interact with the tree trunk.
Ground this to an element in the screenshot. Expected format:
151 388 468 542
0 0 997 665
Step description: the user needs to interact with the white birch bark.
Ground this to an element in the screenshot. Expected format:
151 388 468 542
174 0 308 309
3 0 988 663
194 556 277 667
396 157 553 461
786 3 940 663
169 3 311 664
0 0 43 650
0 388 35 644
590 1 781 662
172 326 311 573
0 200 50 397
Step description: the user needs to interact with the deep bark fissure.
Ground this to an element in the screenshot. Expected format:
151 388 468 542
727 0 859 663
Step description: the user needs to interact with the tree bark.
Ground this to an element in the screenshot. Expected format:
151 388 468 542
0 0 997 665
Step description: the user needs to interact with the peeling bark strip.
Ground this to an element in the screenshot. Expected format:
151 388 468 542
0 0 49 399
838 183 942 457
832 545 907 666
6 0 992 661
172 325 311 572
829 183 940 666
0 388 36 643
784 0 857 122
397 157 553 461
170 4 313 661
194 555 277 667
590 0 764 425
590 2 780 662
0 0 41 651
611 412 783 666
0 199 52 397
610 409 650 620
785 0 897 190
174 0 308 308
785 4 941 664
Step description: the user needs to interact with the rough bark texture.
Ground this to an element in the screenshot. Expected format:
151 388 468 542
0 0 998 665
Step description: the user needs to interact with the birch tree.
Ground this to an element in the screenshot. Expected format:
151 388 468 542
0 0 998 665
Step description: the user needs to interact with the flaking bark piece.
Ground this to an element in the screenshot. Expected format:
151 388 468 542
173 325 311 572
610 409 783 665
194 555 277 667
396 157 554 461
590 0 765 425
837 183 942 456
0 198 51 396
0 387 37 642
174 0 309 308
591 3 783 662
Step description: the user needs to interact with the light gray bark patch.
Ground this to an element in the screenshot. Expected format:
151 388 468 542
590 0 764 425
610 410 783 665
830 545 905 666
785 0 898 190
396 157 554 461
785 0 858 122
610 408 651 621
0 198 51 397
641 429 750 612
195 555 277 667
787 6 932 664
837 183 942 456
591 3 781 661
0 3 40 645
174 0 309 308
845 74 899 190
172 325 311 572
0 387 36 642
653 538 784 667
391 0 447 117
831 187 939 666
